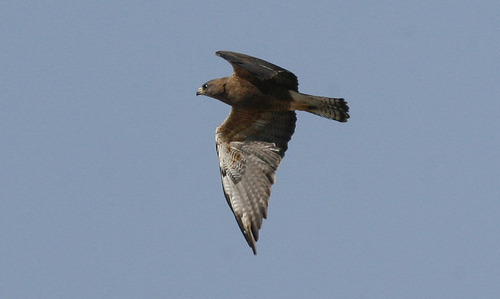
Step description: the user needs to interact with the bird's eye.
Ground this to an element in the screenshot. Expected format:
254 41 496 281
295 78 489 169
203 84 208 90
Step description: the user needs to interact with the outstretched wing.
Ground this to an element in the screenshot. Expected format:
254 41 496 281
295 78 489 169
216 108 296 254
216 50 299 91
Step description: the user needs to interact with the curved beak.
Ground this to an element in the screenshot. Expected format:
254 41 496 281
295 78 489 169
196 87 203 96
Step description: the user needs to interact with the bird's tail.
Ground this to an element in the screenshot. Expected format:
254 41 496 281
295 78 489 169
290 90 350 122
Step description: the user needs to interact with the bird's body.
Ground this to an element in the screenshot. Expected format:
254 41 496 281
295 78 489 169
197 51 349 254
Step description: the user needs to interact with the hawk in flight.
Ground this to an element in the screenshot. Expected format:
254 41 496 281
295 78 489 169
197 51 349 254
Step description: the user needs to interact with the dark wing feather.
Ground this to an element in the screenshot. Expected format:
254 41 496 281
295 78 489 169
216 51 299 91
216 109 296 254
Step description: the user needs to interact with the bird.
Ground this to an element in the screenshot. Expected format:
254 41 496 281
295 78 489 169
196 51 349 254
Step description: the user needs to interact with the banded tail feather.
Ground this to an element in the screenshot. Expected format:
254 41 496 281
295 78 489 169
290 90 350 122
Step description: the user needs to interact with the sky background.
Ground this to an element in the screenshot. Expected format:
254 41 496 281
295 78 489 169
1 1 499 298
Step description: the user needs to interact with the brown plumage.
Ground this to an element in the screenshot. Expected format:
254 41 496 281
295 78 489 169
196 51 349 254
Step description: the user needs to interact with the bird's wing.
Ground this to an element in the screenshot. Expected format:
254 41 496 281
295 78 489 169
216 51 299 91
216 108 296 254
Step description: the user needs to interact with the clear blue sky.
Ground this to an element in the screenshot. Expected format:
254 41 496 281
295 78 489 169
1 1 499 298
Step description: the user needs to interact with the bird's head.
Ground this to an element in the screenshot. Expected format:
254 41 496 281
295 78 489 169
196 79 226 99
